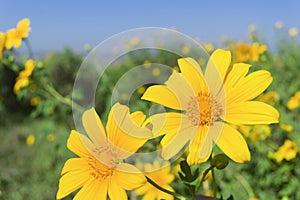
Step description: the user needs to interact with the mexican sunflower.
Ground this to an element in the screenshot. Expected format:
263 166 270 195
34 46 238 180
142 49 279 165
57 103 152 200
5 18 31 49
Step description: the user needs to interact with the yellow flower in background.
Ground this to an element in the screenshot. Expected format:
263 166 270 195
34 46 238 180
143 60 152 68
136 161 175 200
204 43 214 53
30 96 40 106
287 91 300 110
181 46 190 55
275 21 283 29
0 32 6 59
233 42 267 62
47 133 56 142
280 123 293 132
14 59 35 94
57 103 152 200
257 91 279 103
142 49 279 165
26 134 35 146
250 125 271 142
137 86 146 94
273 140 298 163
5 18 31 49
288 27 298 37
152 67 161 76
129 36 141 46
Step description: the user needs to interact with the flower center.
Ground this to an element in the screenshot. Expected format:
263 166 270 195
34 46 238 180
187 92 223 126
88 146 118 181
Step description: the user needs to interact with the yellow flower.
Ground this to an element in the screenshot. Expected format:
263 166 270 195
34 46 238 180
273 140 298 163
0 32 6 59
47 133 56 142
181 46 190 55
30 96 40 106
129 36 141 46
287 91 300 110
204 44 214 53
5 18 31 49
250 42 267 62
14 59 35 94
257 91 279 103
233 42 267 62
137 86 146 94
26 134 35 146
142 49 279 165
152 67 161 76
136 161 175 200
280 123 293 132
275 21 283 29
14 77 29 94
250 125 271 142
288 27 298 37
57 103 152 200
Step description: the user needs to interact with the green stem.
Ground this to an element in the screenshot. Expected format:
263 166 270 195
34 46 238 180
211 167 217 199
235 173 255 198
24 38 34 59
43 84 84 111
146 176 186 200
195 165 215 194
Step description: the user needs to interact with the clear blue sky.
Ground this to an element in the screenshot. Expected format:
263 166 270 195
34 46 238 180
1 1 299 52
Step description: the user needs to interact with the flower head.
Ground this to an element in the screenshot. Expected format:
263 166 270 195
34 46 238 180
142 49 279 165
14 59 35 94
273 140 298 163
233 42 267 62
5 18 31 49
0 32 6 59
287 91 300 110
136 161 175 200
57 103 152 200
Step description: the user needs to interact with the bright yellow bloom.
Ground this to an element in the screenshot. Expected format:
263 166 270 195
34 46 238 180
287 91 300 110
288 27 298 37
142 49 279 165
273 140 298 163
280 123 293 132
136 161 175 200
26 134 35 146
5 18 31 49
233 42 267 62
13 59 35 94
0 32 5 59
57 103 152 200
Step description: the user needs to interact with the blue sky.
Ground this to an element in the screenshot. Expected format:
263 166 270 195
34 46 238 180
1 1 299 52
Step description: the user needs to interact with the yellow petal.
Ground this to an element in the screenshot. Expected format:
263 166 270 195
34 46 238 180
82 108 107 147
61 158 90 175
67 130 94 158
225 101 279 125
115 163 146 190
106 103 152 158
73 179 108 200
212 123 250 163
142 85 182 110
17 18 31 38
161 126 197 160
224 63 251 90
56 170 90 199
178 57 208 93
227 70 273 104
187 126 212 165
108 178 128 200
130 110 146 126
205 49 231 93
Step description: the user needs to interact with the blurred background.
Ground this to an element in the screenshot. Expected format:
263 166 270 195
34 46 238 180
1 1 300 199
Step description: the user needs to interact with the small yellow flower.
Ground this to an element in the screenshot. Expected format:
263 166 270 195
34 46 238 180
248 24 256 33
26 134 35 146
287 91 300 110
250 125 271 142
0 32 6 59
129 36 141 46
233 42 267 62
136 161 175 200
30 96 40 106
275 21 283 29
143 60 151 68
57 103 151 199
181 46 190 55
137 86 146 94
152 67 160 76
5 18 31 49
204 44 214 53
288 27 298 37
273 140 298 163
47 133 56 142
250 42 267 62
257 91 279 103
14 77 29 94
280 123 293 132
